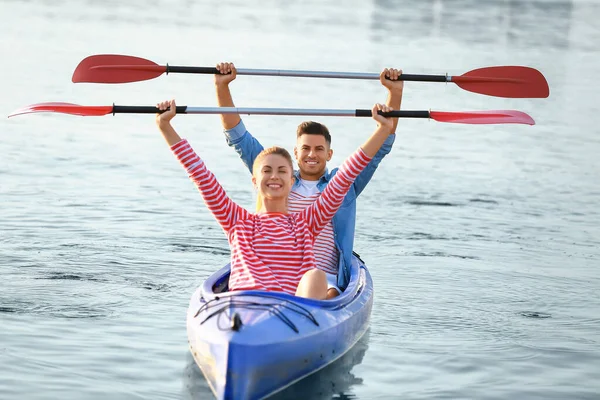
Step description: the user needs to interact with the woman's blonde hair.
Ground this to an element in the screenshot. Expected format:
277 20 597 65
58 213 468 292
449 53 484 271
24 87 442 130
252 146 294 212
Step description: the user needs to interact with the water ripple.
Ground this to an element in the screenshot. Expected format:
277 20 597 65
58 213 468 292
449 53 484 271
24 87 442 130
35 272 109 283
406 200 461 207
519 311 552 319
171 242 230 256
409 251 480 260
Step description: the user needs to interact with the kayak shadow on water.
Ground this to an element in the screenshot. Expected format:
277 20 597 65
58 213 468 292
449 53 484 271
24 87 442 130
182 352 212 399
270 329 370 400
182 329 371 400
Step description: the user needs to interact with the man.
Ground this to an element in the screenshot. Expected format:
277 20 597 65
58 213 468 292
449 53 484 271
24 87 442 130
214 62 404 298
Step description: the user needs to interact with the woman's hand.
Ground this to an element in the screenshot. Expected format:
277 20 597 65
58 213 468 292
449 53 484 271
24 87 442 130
155 99 177 127
155 99 182 146
371 103 394 133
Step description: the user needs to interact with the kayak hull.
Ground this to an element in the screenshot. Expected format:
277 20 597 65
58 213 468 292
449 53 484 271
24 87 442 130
186 254 373 400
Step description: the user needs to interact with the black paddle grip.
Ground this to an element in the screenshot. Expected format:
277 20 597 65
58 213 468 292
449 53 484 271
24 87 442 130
392 74 447 82
112 105 189 115
355 110 430 118
168 66 223 75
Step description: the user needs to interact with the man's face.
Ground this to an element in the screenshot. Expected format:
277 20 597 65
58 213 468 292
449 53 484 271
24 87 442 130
294 134 333 180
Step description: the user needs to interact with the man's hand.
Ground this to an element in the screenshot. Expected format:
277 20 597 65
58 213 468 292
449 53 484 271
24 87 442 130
380 68 404 93
214 62 237 86
371 103 394 132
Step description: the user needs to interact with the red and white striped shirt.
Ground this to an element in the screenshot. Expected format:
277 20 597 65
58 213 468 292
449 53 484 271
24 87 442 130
171 139 371 294
288 185 338 275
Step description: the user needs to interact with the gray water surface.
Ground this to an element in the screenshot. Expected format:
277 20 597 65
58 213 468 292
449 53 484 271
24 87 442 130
1 0 599 399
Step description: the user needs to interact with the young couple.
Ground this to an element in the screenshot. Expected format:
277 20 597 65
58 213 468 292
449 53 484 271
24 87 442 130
156 63 404 300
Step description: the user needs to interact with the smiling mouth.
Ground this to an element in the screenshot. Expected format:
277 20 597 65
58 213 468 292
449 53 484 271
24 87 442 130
304 160 318 166
266 183 282 189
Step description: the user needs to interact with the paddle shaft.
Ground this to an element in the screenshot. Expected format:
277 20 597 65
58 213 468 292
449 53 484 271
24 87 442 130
95 65 526 84
96 65 448 82
171 66 449 82
113 105 430 118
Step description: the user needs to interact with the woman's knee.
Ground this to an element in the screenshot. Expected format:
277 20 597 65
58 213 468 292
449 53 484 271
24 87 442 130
296 269 327 299
303 268 326 282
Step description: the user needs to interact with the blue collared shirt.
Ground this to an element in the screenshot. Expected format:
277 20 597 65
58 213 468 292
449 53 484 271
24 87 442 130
224 120 395 290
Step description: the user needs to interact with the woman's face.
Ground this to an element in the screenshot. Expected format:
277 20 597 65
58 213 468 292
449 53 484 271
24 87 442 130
252 154 294 202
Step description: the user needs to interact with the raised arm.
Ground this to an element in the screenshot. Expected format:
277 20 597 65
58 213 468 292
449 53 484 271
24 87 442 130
382 68 404 135
215 62 264 174
360 103 395 157
352 68 404 195
301 104 394 236
156 100 249 233
214 62 241 129
156 99 183 146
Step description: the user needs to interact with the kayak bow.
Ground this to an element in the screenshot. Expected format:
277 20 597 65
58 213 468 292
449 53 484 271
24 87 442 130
186 253 373 400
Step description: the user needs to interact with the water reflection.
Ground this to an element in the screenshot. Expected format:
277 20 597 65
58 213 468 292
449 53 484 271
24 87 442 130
182 353 213 400
370 0 582 50
271 330 370 400
182 330 370 400
9 0 600 52
506 0 572 49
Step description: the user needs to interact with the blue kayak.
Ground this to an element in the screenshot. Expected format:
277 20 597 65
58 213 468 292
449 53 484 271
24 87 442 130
186 253 373 400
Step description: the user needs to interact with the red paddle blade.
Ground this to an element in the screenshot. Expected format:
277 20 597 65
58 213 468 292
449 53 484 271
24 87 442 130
72 54 165 83
8 102 113 117
430 110 535 125
453 66 549 98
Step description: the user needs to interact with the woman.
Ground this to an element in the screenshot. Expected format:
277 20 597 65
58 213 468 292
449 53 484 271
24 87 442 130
156 99 394 299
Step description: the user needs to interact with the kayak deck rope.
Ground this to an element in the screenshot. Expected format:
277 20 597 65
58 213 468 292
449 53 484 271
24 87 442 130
195 295 319 333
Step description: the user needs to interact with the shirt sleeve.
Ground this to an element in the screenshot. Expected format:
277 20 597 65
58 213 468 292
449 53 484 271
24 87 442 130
353 133 395 196
223 120 265 175
171 139 250 233
223 119 248 143
300 148 372 236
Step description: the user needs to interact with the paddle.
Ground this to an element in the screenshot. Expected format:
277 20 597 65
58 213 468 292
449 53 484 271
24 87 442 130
8 102 535 125
71 54 550 99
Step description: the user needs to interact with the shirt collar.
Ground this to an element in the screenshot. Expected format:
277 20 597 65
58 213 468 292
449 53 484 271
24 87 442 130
293 168 330 187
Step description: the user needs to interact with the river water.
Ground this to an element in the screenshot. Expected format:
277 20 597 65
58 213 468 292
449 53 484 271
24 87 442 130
1 0 599 399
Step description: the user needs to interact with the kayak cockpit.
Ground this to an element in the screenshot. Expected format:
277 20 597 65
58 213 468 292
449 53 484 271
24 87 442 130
203 252 367 310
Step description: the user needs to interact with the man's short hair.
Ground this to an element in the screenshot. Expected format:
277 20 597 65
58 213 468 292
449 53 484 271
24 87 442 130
296 121 331 146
